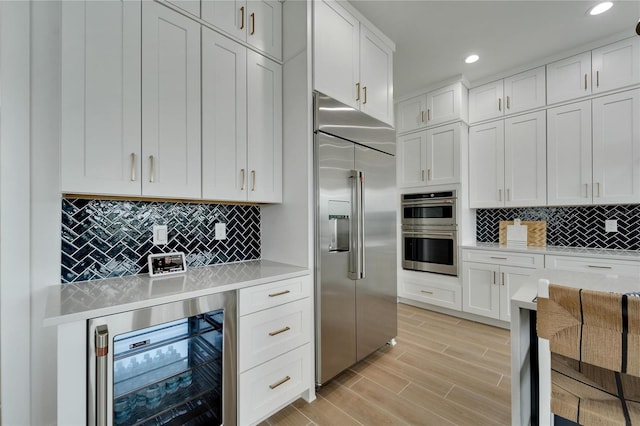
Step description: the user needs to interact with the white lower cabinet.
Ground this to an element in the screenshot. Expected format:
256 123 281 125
545 255 640 277
238 275 313 425
398 271 462 311
462 250 543 322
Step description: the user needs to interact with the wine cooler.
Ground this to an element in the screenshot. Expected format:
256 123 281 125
88 291 236 426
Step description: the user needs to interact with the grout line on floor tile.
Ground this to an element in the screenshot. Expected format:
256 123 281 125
443 384 455 399
315 393 366 426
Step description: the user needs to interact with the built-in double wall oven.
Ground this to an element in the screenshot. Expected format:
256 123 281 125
401 191 458 276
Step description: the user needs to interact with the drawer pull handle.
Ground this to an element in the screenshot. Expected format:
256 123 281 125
268 290 291 298
268 326 291 336
269 375 291 390
420 290 434 295
490 256 507 260
587 265 612 269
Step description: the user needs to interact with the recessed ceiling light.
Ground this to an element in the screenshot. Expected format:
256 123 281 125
465 54 479 64
589 2 613 15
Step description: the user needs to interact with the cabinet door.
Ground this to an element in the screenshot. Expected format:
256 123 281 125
469 121 505 208
547 101 592 206
592 89 640 204
462 262 500 320
503 66 546 115
313 0 359 109
592 37 640 94
469 80 503 123
201 0 246 41
359 25 394 124
396 95 427 134
247 50 282 203
397 132 426 188
425 123 459 186
142 2 201 199
60 1 141 196
426 83 461 127
499 266 537 322
247 0 282 60
202 29 248 201
504 111 546 207
546 51 591 104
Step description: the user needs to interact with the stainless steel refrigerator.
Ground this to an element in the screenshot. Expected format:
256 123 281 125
314 92 397 385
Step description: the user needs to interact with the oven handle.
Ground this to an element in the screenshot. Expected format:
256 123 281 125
402 199 454 207
402 231 455 238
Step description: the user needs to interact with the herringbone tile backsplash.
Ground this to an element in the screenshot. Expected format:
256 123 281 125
476 205 640 250
61 198 260 283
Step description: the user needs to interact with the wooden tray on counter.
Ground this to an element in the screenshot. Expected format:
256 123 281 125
499 220 547 247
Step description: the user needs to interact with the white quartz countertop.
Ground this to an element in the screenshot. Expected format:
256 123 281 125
511 268 640 312
462 242 640 261
43 260 310 327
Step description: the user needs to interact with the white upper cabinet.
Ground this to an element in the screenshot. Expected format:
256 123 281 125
202 28 248 202
469 111 546 208
468 121 505 208
469 80 504 123
60 1 142 196
547 100 593 206
503 66 546 115
247 50 283 203
396 82 467 134
592 37 640 95
396 95 427 134
397 123 461 188
201 0 282 60
469 67 545 123
359 25 394 124
503 111 546 207
592 89 640 204
314 0 394 125
142 2 202 199
546 52 592 104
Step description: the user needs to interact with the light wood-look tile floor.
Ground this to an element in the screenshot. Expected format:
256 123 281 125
260 303 511 426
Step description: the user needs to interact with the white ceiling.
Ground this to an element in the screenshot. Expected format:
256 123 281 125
349 0 640 99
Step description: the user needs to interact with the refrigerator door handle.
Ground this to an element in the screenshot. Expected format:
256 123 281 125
95 325 109 426
348 170 365 280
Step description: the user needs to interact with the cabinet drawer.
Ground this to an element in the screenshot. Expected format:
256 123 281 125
462 249 544 268
239 275 311 316
239 298 311 371
545 255 640 277
399 277 461 311
239 344 310 426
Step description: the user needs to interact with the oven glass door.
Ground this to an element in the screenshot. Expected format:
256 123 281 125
402 201 455 226
402 230 457 275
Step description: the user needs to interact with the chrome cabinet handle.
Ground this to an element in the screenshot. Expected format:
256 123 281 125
269 376 291 390
421 290 434 295
587 265 612 269
596 182 600 197
501 272 505 286
250 12 255 35
251 170 256 191
490 256 507 260
421 111 425 123
584 73 588 90
268 326 291 337
427 169 432 181
240 6 245 29
596 70 600 87
498 98 502 112
427 109 431 121
506 96 510 110
492 271 497 285
268 290 290 297
130 153 136 181
149 155 155 183
356 82 360 101
585 183 589 198
363 86 367 104
240 168 246 191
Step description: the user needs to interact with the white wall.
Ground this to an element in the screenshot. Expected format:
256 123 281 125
0 1 33 424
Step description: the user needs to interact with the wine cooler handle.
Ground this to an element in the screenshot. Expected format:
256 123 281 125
95 325 109 426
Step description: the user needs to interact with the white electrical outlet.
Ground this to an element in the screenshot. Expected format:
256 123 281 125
215 223 227 240
153 225 168 245
605 220 618 233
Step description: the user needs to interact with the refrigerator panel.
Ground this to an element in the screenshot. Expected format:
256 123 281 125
315 132 357 384
355 145 398 361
